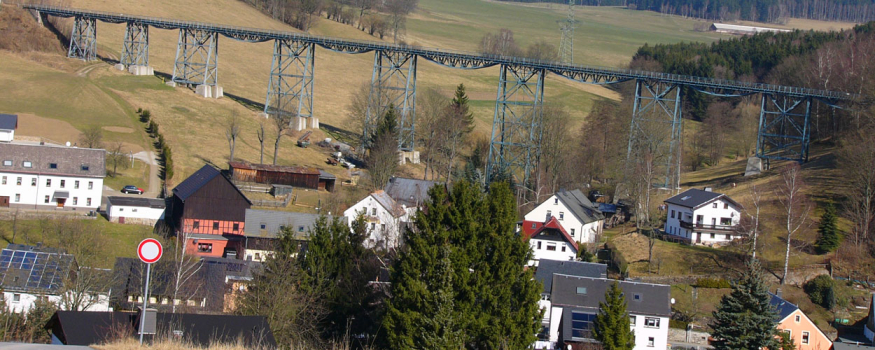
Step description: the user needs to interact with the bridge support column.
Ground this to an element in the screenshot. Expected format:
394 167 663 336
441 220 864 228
117 22 153 76
264 39 316 131
67 16 97 61
362 51 417 160
486 64 546 190
756 94 811 163
626 79 683 190
172 28 221 98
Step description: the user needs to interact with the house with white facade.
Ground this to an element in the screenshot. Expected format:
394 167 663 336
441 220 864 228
533 260 607 343
0 142 105 210
242 209 320 262
106 196 166 225
523 189 605 244
663 188 743 245
543 274 670 350
526 217 579 266
0 244 111 313
0 114 17 142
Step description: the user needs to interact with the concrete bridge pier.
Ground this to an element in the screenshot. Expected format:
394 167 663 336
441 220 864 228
171 28 221 99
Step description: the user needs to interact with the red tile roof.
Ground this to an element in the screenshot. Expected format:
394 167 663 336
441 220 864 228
525 217 579 251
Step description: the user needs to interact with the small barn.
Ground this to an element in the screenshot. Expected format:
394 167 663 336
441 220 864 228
229 161 335 192
106 196 166 225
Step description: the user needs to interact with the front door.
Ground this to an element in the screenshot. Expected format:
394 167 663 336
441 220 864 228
696 215 703 224
0 196 8 208
695 232 701 244
119 217 126 224
56 198 65 208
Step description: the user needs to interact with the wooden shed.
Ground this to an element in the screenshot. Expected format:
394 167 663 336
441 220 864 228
229 161 335 192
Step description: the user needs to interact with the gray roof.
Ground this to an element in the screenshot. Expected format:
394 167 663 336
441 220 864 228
770 292 800 322
556 189 605 224
0 143 105 178
372 191 405 217
535 260 607 294
106 196 166 209
551 274 671 317
172 165 222 201
383 177 441 207
0 114 17 130
0 244 74 294
243 209 322 238
834 342 875 350
664 188 727 209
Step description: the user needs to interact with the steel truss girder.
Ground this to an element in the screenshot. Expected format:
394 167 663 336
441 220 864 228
363 51 417 152
120 22 149 67
550 68 631 85
626 79 683 190
756 94 811 162
172 28 219 86
68 16 97 61
418 53 496 69
264 39 315 122
486 64 546 188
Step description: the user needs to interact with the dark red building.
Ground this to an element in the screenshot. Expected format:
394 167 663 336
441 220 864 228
168 165 251 259
228 161 336 192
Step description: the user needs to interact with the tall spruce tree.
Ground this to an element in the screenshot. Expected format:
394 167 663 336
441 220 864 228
384 181 541 349
593 282 635 350
367 105 401 189
710 258 780 350
815 203 841 254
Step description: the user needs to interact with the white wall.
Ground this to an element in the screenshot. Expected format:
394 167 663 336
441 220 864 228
344 195 412 250
4 291 112 313
524 195 603 243
107 203 165 224
664 197 742 245
529 239 576 266
630 314 670 350
0 129 13 142
0 172 103 210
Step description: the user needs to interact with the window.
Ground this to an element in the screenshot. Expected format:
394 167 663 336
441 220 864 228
60 180 65 188
576 287 587 295
88 181 93 189
23 161 32 168
14 194 19 202
546 210 552 219
132 208 138 212
49 163 57 169
531 223 536 229
233 223 240 231
119 208 124 212
30 178 35 186
72 197 77 205
554 198 558 205
74 180 79 189
2 160 10 166
80 165 89 171
712 203 717 208
44 195 50 203
213 222 219 230
644 317 660 328
671 210 675 219
197 243 213 253
1 176 5 185
381 224 386 231
630 316 636 325
710 233 715 239
46 179 51 187
570 312 595 339
570 228 575 237
86 198 92 206
12 294 20 302
725 234 731 240
724 203 729 209
546 243 556 251
536 241 542 250
559 212 565 220
254 253 261 260
371 207 377 215
370 223 376 230
260 223 266 230
633 294 641 301
561 245 566 252
795 315 801 323
801 331 810 344
647 337 655 347
193 221 200 229
16 177 22 186
299 226 305 232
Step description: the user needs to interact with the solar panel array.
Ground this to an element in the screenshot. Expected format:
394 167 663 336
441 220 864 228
0 247 73 293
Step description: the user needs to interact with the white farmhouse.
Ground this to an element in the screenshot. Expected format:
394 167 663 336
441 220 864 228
663 188 743 245
0 142 105 211
242 209 321 262
106 196 166 225
344 190 411 250
523 189 605 244
525 217 579 266
0 114 17 142
545 275 670 350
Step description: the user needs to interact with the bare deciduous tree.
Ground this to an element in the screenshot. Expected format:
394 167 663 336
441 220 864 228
107 141 127 177
51 219 112 312
256 120 267 164
415 88 448 181
272 113 293 165
776 164 811 285
225 114 241 162
383 0 417 43
839 130 875 251
79 125 103 149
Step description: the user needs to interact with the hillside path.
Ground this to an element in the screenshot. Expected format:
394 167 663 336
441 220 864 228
131 151 161 197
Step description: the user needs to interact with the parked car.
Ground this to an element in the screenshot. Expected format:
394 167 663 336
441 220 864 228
121 185 144 194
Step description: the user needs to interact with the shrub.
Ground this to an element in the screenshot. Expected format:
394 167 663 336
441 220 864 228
695 277 731 288
804 275 836 310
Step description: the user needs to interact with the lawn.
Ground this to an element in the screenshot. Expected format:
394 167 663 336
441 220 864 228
104 159 150 192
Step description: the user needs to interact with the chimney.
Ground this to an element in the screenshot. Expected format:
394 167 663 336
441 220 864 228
775 287 782 298
136 307 157 336
703 187 713 192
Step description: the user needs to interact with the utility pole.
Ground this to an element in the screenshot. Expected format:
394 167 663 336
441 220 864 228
558 0 578 64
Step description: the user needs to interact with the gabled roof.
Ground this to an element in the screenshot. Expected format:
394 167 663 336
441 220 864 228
106 196 166 209
0 244 74 294
868 292 875 338
229 160 320 175
383 176 442 207
555 189 605 225
372 190 406 218
551 274 671 317
243 209 323 238
527 217 579 251
534 260 607 294
770 292 800 322
521 220 544 237
0 143 106 178
664 188 740 209
172 164 251 204
0 114 18 130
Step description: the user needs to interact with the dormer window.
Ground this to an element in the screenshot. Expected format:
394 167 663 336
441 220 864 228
2 160 11 166
81 165 90 171
576 287 587 295
633 294 641 301
49 163 57 169
23 161 32 168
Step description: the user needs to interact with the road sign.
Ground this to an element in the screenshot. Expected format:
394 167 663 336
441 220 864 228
137 238 162 264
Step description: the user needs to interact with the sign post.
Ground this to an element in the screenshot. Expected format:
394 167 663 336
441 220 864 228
137 238 162 345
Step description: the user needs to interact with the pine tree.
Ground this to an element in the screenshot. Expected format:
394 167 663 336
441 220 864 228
593 282 635 350
815 203 841 254
367 105 400 189
450 84 474 134
710 258 780 350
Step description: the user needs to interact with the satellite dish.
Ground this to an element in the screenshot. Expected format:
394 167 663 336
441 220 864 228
671 298 676 305
65 142 71 147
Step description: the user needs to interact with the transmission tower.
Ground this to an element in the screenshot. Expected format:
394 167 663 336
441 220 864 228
557 0 578 64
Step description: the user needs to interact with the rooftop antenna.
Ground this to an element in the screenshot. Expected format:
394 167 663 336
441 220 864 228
558 0 578 64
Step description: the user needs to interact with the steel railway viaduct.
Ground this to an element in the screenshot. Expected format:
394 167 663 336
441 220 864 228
24 5 857 189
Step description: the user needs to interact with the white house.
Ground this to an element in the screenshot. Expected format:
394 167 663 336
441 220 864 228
663 188 743 245
106 196 166 225
0 142 105 210
523 189 605 244
0 114 17 142
526 217 578 266
344 190 411 250
242 209 321 262
544 274 670 350
0 244 111 313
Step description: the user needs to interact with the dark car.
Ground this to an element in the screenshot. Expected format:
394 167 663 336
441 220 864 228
121 185 144 194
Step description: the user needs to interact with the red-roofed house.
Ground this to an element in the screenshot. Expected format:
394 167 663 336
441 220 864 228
525 217 578 266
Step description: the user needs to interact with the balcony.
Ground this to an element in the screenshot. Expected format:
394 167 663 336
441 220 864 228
679 220 735 232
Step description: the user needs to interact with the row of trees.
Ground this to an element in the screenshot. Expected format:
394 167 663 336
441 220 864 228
628 0 875 24
478 28 560 61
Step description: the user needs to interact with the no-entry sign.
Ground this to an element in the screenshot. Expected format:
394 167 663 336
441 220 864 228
137 238 163 264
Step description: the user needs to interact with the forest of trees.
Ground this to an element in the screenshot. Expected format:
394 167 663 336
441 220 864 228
627 0 875 24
